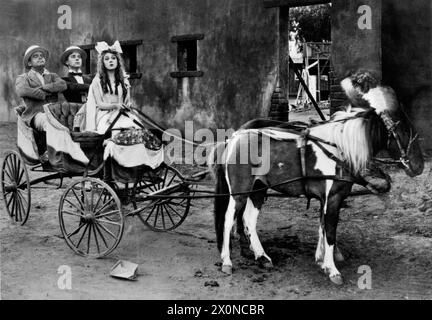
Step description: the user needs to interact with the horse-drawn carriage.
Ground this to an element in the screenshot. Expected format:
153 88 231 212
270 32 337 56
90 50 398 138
1 73 425 285
1 102 194 258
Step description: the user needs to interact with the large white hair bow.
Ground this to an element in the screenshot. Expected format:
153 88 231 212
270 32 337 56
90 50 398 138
95 40 123 54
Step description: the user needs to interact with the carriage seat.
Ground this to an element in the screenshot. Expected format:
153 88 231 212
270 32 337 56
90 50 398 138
47 102 82 132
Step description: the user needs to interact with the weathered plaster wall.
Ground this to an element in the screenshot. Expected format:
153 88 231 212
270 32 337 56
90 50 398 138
0 0 278 130
330 0 382 112
331 0 382 78
382 0 432 152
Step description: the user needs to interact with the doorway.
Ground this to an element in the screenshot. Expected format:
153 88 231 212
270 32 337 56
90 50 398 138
287 3 332 110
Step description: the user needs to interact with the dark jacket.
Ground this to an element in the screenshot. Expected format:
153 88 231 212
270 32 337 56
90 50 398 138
15 70 67 126
62 73 93 103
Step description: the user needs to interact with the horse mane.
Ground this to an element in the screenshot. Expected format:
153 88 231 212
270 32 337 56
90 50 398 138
326 107 387 174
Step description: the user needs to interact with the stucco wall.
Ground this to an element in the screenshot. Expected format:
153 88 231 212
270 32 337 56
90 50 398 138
0 0 278 130
330 0 382 112
382 0 432 152
331 0 382 78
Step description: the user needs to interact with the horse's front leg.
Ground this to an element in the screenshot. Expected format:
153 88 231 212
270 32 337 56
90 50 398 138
243 197 273 269
321 196 343 285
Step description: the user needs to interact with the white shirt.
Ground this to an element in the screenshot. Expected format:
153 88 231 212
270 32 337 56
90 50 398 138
69 69 84 84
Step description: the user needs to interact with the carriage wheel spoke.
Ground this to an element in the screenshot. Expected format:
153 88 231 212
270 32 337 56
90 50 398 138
153 205 160 228
95 218 122 227
136 182 149 194
62 210 84 218
66 222 85 238
160 204 166 229
92 224 101 254
16 190 28 209
167 199 188 208
16 194 24 222
136 201 156 214
11 195 17 220
161 168 169 188
90 183 95 210
6 192 14 208
165 202 184 219
94 198 115 216
95 210 120 219
145 203 157 223
10 156 17 180
165 174 176 188
71 189 86 211
92 188 107 213
93 222 109 248
13 194 21 221
5 161 14 181
76 224 90 248
142 176 156 193
64 199 86 215
162 204 176 226
14 156 20 181
95 221 117 240
17 168 24 186
87 224 92 254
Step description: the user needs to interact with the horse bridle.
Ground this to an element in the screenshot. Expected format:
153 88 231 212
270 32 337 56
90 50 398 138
379 111 418 171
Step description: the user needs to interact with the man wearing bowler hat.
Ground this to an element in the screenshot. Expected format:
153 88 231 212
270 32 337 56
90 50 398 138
15 45 67 130
60 46 92 103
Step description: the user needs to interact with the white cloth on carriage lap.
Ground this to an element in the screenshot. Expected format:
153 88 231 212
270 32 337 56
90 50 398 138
16 114 40 162
43 104 89 164
103 140 164 169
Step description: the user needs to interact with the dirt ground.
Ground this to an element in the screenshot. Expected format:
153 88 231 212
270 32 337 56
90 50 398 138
1 119 432 300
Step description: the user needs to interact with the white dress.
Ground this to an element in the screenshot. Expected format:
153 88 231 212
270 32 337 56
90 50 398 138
83 77 140 134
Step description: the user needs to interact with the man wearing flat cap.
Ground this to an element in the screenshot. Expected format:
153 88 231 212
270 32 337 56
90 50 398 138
61 46 92 103
15 45 67 130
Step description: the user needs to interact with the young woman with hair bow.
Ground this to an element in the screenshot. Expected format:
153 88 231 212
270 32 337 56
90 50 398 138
80 40 140 134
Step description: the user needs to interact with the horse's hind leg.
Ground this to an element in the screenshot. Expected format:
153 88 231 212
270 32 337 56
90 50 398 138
220 196 236 275
221 196 246 275
236 207 254 259
243 197 273 269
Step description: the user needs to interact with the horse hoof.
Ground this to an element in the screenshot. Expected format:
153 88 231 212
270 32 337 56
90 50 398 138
257 256 273 270
221 265 233 275
330 274 344 286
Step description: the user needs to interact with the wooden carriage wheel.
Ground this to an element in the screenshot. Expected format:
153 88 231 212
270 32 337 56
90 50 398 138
1 151 31 225
58 177 124 258
132 165 191 232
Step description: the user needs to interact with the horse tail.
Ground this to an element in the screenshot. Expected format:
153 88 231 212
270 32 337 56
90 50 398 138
207 142 226 179
207 141 230 251
214 162 230 252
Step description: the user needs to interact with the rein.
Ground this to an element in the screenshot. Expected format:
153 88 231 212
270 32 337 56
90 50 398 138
380 111 418 172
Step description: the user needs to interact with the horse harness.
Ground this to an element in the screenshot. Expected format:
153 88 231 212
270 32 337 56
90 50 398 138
265 121 388 194
379 111 418 173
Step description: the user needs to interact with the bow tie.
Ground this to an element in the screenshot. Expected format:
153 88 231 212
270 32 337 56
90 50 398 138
71 72 83 76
